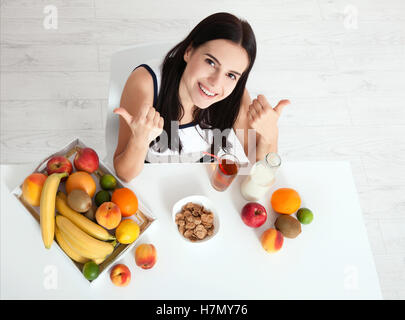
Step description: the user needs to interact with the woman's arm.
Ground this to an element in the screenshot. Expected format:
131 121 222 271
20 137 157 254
113 67 164 182
234 89 289 162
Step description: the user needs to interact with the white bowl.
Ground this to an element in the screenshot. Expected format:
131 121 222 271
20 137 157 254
172 195 220 243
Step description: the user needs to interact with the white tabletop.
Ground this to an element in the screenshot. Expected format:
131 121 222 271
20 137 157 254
0 161 382 300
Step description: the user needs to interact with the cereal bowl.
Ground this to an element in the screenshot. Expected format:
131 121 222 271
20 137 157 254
172 195 220 243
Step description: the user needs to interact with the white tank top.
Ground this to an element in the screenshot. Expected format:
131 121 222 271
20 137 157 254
135 62 249 164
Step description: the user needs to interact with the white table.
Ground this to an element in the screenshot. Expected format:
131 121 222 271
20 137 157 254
0 162 382 299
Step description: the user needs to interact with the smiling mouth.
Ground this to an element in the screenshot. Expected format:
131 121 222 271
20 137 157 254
198 82 217 97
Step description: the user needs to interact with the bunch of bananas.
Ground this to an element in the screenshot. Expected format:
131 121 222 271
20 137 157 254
39 173 116 264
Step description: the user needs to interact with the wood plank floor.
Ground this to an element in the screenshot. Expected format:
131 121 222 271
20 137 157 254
1 0 404 299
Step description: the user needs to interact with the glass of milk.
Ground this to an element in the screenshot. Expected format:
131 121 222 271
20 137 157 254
240 152 281 201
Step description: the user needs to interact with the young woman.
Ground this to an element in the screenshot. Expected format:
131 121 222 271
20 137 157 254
113 12 290 182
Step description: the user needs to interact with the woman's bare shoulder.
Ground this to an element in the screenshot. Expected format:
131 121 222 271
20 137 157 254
123 66 155 104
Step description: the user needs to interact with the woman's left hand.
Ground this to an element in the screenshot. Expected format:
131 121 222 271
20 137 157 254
247 94 290 144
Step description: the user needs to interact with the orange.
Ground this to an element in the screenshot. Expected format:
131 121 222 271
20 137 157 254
65 171 96 197
115 219 140 244
111 187 138 217
271 188 301 214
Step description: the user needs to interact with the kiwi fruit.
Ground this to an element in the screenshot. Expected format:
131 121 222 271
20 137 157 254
67 189 92 213
275 215 301 239
84 204 97 221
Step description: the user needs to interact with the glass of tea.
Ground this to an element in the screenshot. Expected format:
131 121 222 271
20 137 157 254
210 153 239 192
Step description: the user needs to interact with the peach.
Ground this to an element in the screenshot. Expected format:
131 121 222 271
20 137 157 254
110 264 131 287
22 173 47 206
95 201 122 230
261 228 284 253
135 244 157 269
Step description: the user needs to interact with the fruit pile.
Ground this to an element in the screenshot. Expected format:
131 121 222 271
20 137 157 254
21 146 144 282
110 243 157 287
241 187 314 254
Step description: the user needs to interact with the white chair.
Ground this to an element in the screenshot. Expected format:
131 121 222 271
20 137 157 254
104 42 175 168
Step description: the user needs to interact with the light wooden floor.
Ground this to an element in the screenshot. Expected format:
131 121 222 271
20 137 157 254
1 0 404 299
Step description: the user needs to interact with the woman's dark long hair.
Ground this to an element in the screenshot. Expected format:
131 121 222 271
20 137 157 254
152 12 257 155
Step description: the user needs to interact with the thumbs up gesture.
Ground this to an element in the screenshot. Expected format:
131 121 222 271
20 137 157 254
247 95 290 144
114 106 164 144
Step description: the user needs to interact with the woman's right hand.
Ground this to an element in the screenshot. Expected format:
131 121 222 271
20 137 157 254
113 106 164 144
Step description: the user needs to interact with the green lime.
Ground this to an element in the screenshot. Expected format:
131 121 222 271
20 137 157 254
95 190 111 207
297 208 314 224
82 261 99 281
100 174 117 190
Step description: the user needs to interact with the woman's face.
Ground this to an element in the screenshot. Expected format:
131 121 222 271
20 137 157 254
180 39 249 110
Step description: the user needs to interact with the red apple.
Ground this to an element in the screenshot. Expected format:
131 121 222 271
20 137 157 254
110 264 131 287
46 156 72 181
241 202 267 228
74 147 99 173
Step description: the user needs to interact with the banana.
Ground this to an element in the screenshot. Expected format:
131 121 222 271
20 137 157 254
93 257 106 265
40 172 68 249
55 226 107 265
56 191 115 241
55 226 89 264
55 215 114 260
